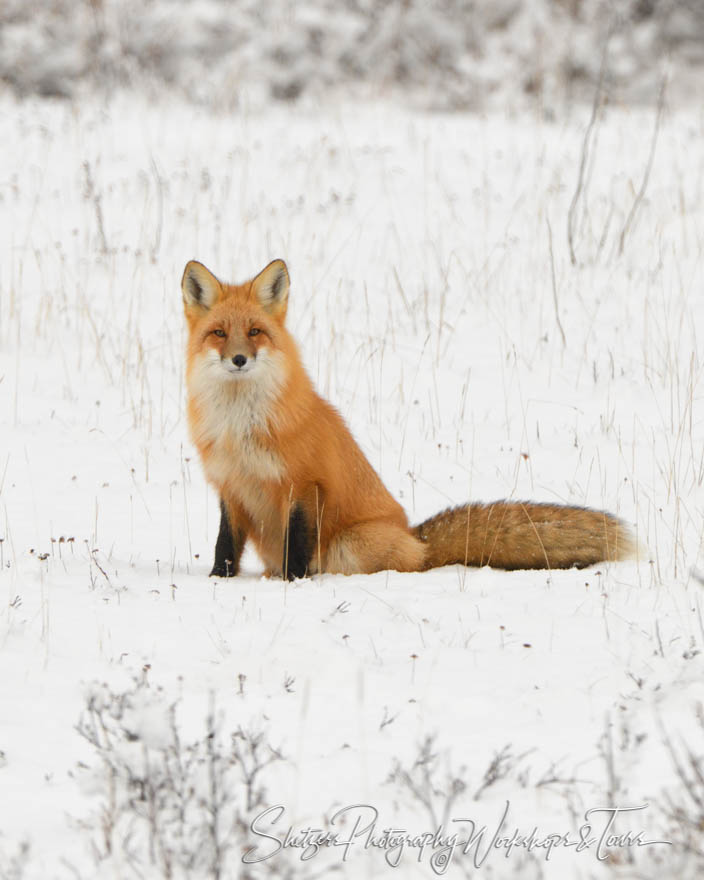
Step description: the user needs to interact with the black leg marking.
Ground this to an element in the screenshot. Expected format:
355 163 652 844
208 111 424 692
210 500 245 577
283 504 313 581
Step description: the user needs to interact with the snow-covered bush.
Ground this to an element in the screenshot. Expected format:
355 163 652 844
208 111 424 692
0 0 701 109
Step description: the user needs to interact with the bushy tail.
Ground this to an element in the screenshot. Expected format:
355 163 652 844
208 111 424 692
413 501 634 570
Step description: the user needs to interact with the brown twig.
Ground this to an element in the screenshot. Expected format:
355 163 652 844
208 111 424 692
567 34 610 266
547 215 566 348
617 75 667 257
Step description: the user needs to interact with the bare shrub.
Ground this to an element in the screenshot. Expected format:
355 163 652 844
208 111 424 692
73 676 296 879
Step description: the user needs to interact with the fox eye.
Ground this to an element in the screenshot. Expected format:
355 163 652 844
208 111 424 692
248 327 261 337
212 329 226 338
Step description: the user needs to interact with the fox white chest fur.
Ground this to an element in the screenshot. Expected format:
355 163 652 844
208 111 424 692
187 348 287 491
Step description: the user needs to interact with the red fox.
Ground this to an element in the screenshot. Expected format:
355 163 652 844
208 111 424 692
182 259 633 579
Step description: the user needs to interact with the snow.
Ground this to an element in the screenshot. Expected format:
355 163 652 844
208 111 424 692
1 93 703 878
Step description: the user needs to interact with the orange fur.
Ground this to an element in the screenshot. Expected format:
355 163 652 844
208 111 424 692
182 259 633 577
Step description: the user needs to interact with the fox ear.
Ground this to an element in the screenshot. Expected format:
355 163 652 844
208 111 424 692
251 259 290 318
181 261 222 312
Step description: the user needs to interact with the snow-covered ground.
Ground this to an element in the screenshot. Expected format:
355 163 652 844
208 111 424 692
1 94 703 878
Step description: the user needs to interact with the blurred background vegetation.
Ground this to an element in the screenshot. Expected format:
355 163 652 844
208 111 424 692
0 0 700 111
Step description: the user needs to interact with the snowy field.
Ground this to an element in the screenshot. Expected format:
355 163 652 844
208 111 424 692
1 94 703 878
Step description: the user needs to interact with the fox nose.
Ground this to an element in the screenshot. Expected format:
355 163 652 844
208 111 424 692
232 354 247 368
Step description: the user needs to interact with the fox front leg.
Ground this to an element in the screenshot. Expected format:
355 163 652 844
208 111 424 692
282 503 314 580
210 499 246 577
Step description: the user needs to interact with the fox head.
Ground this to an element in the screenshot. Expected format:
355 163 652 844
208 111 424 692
181 259 291 385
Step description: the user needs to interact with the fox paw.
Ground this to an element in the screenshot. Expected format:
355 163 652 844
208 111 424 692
209 560 236 578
